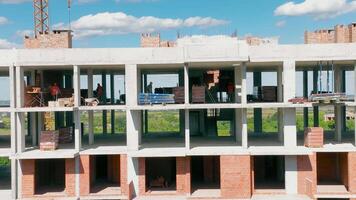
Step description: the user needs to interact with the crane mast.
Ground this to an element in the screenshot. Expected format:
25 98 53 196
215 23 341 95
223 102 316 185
33 0 49 36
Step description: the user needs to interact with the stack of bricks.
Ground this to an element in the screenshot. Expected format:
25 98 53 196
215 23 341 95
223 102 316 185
173 87 184 104
192 86 205 103
40 130 59 151
44 112 55 131
58 127 73 144
304 127 324 148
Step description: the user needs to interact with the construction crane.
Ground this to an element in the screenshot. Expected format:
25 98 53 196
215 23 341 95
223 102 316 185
33 0 50 36
33 0 72 36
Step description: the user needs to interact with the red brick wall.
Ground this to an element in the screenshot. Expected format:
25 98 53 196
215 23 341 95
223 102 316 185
120 154 128 195
107 155 120 184
24 31 72 49
340 153 349 188
138 157 146 195
65 159 76 196
176 157 191 194
220 155 251 199
80 155 91 196
21 159 35 198
297 154 317 198
349 152 356 193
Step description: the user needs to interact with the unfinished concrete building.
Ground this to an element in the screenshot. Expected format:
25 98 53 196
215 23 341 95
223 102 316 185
0 32 356 200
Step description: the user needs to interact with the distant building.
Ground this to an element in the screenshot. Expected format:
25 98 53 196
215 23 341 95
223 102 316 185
305 23 356 44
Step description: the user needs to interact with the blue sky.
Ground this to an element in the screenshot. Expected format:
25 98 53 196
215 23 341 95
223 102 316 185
0 0 356 48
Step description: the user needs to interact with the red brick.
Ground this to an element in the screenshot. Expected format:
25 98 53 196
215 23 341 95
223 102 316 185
24 30 72 49
120 154 128 195
176 157 191 194
65 158 76 196
21 159 35 198
138 157 146 195
297 154 317 198
348 152 356 193
80 155 91 196
220 155 251 199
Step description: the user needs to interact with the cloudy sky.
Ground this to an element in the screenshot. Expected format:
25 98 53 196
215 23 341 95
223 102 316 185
0 0 356 48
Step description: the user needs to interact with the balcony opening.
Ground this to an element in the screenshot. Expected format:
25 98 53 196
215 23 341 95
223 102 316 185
80 68 126 106
35 159 65 195
316 153 349 194
189 68 235 104
191 156 220 197
0 157 11 196
139 69 183 105
141 110 184 148
248 108 283 146
253 156 285 192
90 155 121 196
190 109 237 147
0 112 10 150
146 157 176 193
247 70 281 103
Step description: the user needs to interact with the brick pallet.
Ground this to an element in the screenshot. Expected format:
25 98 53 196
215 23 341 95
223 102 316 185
261 86 277 102
192 86 205 103
304 127 324 148
173 87 184 104
40 130 59 151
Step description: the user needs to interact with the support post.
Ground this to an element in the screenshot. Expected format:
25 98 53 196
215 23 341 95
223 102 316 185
110 73 115 134
87 69 94 145
236 108 248 148
277 65 284 142
127 156 139 198
334 67 342 142
284 108 297 147
185 109 190 150
29 70 37 146
184 63 189 104
313 69 319 127
126 64 141 150
102 71 107 134
73 65 82 151
9 65 17 200
285 155 298 194
253 72 262 133
303 70 309 128
15 66 25 153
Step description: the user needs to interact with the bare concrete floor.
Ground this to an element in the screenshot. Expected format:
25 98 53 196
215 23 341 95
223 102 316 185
90 183 121 196
317 184 349 194
146 185 176 195
248 134 283 147
191 183 220 198
82 134 126 146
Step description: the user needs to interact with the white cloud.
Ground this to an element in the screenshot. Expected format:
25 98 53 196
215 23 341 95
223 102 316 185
56 12 229 39
77 0 98 4
275 20 286 27
0 16 9 25
274 0 356 20
16 29 33 37
0 39 18 49
0 0 31 4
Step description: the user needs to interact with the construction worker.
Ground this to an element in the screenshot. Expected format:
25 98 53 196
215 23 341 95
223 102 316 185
49 82 61 101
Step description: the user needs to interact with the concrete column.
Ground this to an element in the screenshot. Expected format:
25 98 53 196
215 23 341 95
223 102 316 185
102 71 107 134
75 156 80 199
278 109 284 143
236 108 248 148
185 109 190 150
73 65 81 107
277 65 283 102
184 63 189 104
313 70 319 127
9 65 17 200
15 66 25 153
284 108 297 147
283 60 296 102
127 156 139 198
125 64 138 106
74 110 81 151
235 63 247 104
87 69 94 145
110 73 115 134
285 155 298 194
15 66 24 108
303 71 309 128
125 64 141 150
354 62 356 145
253 72 262 133
334 67 342 142
29 70 37 146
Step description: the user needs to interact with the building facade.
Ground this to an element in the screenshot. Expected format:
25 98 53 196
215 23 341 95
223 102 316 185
0 41 356 200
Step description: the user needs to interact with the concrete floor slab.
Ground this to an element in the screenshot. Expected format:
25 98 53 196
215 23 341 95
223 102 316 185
15 148 78 159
